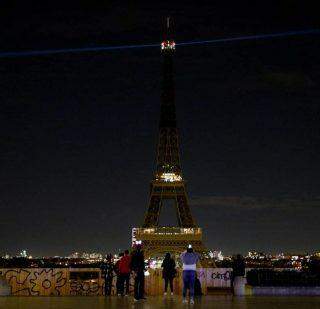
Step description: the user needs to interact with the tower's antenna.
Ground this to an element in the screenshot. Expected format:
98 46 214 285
161 17 175 51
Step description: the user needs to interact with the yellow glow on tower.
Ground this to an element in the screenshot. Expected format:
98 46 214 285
159 172 182 182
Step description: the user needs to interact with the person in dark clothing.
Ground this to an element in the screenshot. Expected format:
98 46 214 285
130 243 145 301
232 254 245 277
104 254 114 296
194 273 203 296
232 254 246 292
161 252 176 295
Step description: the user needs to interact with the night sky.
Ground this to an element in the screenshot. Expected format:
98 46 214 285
1 2 319 256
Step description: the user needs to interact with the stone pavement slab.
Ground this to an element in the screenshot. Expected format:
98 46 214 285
0 296 320 308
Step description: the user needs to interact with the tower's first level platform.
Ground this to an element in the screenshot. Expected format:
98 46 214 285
132 227 215 267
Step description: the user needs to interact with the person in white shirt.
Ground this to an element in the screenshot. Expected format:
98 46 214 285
180 245 199 304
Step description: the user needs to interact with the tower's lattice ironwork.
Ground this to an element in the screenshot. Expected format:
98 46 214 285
134 19 212 264
143 18 195 228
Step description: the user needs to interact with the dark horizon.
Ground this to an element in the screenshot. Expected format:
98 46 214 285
1 2 320 257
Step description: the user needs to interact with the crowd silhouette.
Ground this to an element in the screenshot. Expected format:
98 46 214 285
102 244 201 304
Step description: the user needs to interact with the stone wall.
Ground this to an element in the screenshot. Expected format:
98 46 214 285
0 268 231 296
0 268 103 296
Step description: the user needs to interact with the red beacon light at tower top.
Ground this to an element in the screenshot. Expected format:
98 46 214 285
161 40 176 51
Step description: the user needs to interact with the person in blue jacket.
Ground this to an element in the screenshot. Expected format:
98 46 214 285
180 244 199 305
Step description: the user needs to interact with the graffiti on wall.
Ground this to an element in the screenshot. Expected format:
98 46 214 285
2 268 67 296
1 267 229 295
206 268 232 288
211 270 232 281
70 280 101 296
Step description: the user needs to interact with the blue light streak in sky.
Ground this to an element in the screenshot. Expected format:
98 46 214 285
0 29 319 58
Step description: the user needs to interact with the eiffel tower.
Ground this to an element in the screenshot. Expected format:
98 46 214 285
132 18 212 263
143 20 194 229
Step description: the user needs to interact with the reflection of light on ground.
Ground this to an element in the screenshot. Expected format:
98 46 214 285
1 296 320 308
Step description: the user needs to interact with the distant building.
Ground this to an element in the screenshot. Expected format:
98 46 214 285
68 252 80 259
212 250 224 261
247 250 266 260
19 250 27 258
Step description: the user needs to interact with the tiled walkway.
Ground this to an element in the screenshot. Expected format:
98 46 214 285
0 295 320 308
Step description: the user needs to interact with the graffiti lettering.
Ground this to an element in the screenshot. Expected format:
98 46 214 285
211 271 231 281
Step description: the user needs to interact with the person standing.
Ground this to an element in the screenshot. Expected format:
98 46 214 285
232 254 246 296
119 249 131 296
130 242 146 301
161 252 176 296
180 245 199 305
115 252 124 296
104 254 114 296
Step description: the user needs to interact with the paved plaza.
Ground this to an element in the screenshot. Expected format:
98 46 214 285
0 296 320 309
